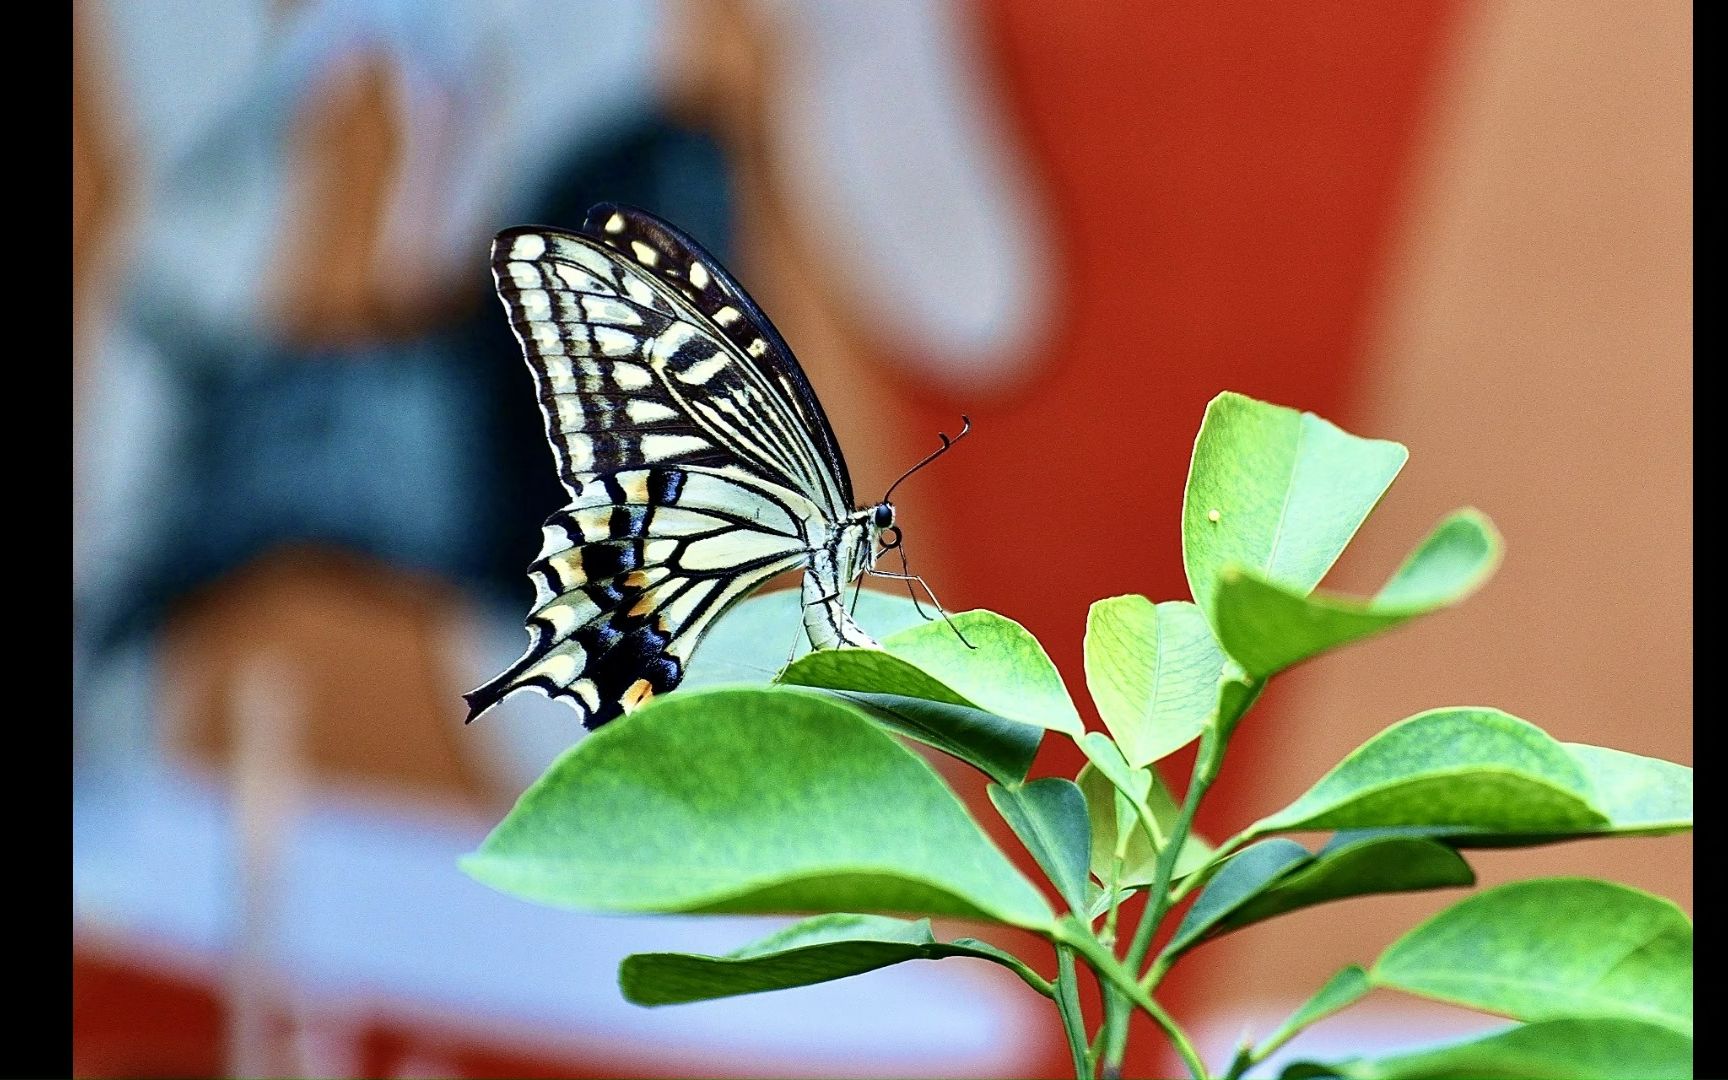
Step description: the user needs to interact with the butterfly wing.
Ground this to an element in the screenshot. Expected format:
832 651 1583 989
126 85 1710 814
466 210 853 727
580 202 855 514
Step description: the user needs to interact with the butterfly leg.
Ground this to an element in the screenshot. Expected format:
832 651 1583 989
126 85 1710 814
863 567 976 649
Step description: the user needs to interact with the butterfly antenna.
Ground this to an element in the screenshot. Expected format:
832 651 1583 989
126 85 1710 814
884 416 972 503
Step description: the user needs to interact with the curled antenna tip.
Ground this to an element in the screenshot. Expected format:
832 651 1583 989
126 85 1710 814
883 413 975 502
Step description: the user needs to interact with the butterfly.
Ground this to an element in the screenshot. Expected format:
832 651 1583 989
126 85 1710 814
464 203 967 728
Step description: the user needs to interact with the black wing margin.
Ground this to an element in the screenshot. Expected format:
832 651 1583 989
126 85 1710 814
580 202 856 511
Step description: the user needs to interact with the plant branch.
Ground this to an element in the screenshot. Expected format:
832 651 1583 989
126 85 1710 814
1054 944 1094 1080
1123 727 1220 985
1058 920 1209 1080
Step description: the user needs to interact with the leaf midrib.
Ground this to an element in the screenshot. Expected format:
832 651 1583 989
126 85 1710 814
1261 418 1309 583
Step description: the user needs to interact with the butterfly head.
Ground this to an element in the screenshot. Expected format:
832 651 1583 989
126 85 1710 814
872 502 897 535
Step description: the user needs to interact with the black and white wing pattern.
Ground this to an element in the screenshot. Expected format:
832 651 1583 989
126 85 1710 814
465 203 883 729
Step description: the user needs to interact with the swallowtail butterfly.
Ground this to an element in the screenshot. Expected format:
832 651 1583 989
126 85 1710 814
465 203 964 728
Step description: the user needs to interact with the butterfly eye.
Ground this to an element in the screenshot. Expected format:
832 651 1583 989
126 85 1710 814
873 504 895 529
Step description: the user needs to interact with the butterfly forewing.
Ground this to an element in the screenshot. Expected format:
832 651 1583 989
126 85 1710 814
470 207 862 728
582 203 854 512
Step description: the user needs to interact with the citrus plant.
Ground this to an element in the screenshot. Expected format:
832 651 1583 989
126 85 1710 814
464 391 1692 1079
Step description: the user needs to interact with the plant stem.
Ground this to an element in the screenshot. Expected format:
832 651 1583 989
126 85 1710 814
1055 944 1094 1080
1059 921 1210 1080
1098 721 1232 1073
1098 983 1128 1079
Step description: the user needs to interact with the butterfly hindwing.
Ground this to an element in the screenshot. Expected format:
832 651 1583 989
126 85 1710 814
463 464 821 726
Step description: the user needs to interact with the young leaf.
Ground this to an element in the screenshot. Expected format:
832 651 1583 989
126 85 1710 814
1372 878 1692 1035
619 913 1049 1006
1210 668 1264 750
1076 761 1213 889
779 610 1084 737
1210 510 1501 678
1182 392 1408 622
1084 596 1228 766
1163 839 1309 956
1280 1017 1692 1080
812 691 1044 785
1253 965 1372 1062
1563 743 1693 836
462 687 1055 931
989 778 1094 914
1163 835 1473 959
1250 708 1608 837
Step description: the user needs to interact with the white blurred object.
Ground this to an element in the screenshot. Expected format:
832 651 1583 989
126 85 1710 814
762 0 1051 392
75 764 1051 1078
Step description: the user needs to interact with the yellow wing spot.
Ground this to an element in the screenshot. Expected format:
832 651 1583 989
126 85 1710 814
747 338 769 357
621 678 655 712
630 241 659 266
604 214 626 234
619 472 651 504
573 679 602 711
688 262 710 289
713 306 741 326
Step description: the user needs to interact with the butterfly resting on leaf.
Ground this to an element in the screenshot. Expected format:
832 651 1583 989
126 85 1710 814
464 203 967 729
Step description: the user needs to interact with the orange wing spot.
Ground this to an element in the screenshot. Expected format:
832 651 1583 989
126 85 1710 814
621 678 655 712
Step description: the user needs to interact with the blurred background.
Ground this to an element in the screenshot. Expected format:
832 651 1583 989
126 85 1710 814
72 1 1690 1077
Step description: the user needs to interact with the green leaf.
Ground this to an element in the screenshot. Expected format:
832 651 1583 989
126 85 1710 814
619 913 1047 1006
1164 839 1308 954
885 611 1086 735
1280 1018 1692 1080
1211 510 1501 678
1076 759 1213 889
1251 708 1608 837
1183 392 1408 621
989 778 1094 914
1164 835 1473 959
1084 596 1228 766
1077 732 1166 852
1563 743 1693 837
810 691 1044 785
779 610 1083 737
684 586 929 689
463 687 1054 931
1255 965 1372 1060
1373 878 1692 1035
